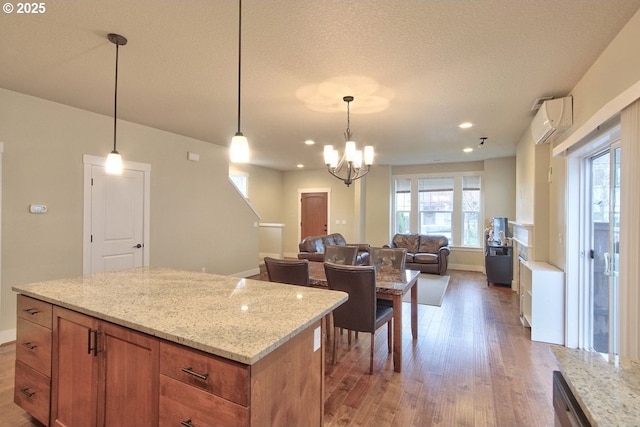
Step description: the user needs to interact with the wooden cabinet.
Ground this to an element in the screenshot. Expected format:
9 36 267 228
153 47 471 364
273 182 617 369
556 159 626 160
519 260 565 344
14 295 52 426
17 295 325 427
51 306 159 427
159 321 324 427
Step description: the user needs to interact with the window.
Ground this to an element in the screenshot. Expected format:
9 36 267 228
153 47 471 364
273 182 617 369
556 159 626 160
229 171 248 198
462 176 481 246
395 178 411 234
418 177 453 239
392 173 483 247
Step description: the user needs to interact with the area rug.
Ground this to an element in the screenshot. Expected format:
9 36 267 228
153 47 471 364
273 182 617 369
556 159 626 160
402 274 450 307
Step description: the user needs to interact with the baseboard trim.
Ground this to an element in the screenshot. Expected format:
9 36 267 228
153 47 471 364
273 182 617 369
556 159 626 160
0 328 16 345
230 267 261 278
449 263 484 273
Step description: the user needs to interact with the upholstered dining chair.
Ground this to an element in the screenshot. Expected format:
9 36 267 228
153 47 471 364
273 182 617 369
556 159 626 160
323 262 393 374
264 257 310 286
324 245 358 265
370 247 407 271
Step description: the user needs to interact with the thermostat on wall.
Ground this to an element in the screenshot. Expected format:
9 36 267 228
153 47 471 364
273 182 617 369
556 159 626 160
29 204 47 214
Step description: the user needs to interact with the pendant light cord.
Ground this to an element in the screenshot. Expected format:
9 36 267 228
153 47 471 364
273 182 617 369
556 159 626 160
113 41 120 152
236 0 242 134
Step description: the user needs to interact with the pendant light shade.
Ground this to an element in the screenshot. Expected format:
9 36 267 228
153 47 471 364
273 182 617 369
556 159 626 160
230 0 249 163
230 133 249 163
105 151 123 174
105 33 127 175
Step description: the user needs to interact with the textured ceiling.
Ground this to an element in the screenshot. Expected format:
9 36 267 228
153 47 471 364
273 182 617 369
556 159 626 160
2 1 639 170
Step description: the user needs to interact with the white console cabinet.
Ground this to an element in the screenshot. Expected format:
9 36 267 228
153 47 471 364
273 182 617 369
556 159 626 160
519 261 564 344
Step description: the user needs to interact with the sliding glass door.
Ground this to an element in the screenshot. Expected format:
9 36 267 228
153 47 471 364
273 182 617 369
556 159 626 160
587 145 620 355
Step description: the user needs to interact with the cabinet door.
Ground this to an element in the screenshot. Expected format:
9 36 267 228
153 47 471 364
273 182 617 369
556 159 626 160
97 321 159 427
52 307 100 427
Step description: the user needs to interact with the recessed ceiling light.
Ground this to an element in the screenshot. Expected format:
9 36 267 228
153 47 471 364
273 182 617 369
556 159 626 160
304 139 315 145
459 122 473 129
297 164 304 168
463 147 473 153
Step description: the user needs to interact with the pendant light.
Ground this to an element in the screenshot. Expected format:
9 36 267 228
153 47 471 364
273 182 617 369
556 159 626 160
229 0 249 163
105 33 127 175
323 96 374 187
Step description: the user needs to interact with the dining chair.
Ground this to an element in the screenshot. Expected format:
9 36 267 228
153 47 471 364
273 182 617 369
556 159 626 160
370 247 407 271
370 248 407 309
324 245 358 265
323 262 393 374
264 257 310 286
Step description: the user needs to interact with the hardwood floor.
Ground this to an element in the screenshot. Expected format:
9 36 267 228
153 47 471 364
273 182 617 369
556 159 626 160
322 270 556 427
0 270 556 427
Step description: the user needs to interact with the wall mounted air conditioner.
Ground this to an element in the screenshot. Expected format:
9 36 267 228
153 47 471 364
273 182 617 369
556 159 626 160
531 96 573 145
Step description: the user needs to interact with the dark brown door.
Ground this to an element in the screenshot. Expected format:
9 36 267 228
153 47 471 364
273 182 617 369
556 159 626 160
300 192 328 239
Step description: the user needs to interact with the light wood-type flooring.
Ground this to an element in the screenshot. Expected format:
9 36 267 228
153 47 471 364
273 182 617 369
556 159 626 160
0 270 557 427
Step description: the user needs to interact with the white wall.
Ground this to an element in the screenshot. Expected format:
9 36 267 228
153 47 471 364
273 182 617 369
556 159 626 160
0 89 260 342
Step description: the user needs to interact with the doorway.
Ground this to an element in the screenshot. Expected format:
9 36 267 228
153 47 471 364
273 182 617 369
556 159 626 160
299 189 330 241
82 155 151 275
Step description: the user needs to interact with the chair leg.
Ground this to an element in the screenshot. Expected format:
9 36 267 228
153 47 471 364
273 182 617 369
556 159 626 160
387 319 392 354
369 333 374 375
333 326 338 365
348 330 352 345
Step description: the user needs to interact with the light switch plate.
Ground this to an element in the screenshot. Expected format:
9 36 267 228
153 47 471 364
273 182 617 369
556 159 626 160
29 204 47 214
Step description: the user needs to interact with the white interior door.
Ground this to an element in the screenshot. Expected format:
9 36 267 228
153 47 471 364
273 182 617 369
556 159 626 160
91 165 144 273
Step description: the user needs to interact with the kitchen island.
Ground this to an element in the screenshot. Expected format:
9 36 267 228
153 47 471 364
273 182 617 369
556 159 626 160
551 345 640 426
13 267 347 427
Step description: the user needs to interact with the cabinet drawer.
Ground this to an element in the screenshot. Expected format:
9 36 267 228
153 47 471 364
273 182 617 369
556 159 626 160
14 360 51 426
159 375 248 427
17 295 52 329
16 318 52 376
160 341 249 406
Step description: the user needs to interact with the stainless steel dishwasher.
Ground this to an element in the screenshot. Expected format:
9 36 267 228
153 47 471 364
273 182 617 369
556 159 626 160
553 371 591 427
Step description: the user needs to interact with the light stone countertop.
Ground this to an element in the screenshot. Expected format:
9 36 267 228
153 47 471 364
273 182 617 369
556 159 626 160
12 267 348 365
551 345 640 426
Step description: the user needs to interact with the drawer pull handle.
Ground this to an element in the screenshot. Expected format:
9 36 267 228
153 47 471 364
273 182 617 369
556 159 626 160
23 308 40 316
180 419 196 427
21 342 37 350
20 388 35 398
181 367 209 381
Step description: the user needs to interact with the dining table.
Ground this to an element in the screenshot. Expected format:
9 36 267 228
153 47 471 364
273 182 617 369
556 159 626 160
308 261 421 373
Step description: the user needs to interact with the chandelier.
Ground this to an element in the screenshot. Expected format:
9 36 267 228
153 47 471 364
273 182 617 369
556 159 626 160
323 96 374 187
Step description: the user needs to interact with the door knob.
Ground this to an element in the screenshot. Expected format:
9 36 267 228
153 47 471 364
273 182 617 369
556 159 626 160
133 243 142 248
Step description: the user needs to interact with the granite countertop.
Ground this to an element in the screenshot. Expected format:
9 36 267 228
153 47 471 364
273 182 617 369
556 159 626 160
12 267 348 365
551 346 640 426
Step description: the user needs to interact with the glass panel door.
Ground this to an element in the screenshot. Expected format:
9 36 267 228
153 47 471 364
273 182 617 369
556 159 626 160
588 145 620 355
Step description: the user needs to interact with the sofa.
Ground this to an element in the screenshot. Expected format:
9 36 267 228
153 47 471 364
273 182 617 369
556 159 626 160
298 233 370 265
384 234 450 275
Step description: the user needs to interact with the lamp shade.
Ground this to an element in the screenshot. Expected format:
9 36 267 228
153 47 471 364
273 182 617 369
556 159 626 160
364 145 374 165
105 151 123 175
323 145 334 165
230 133 249 163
